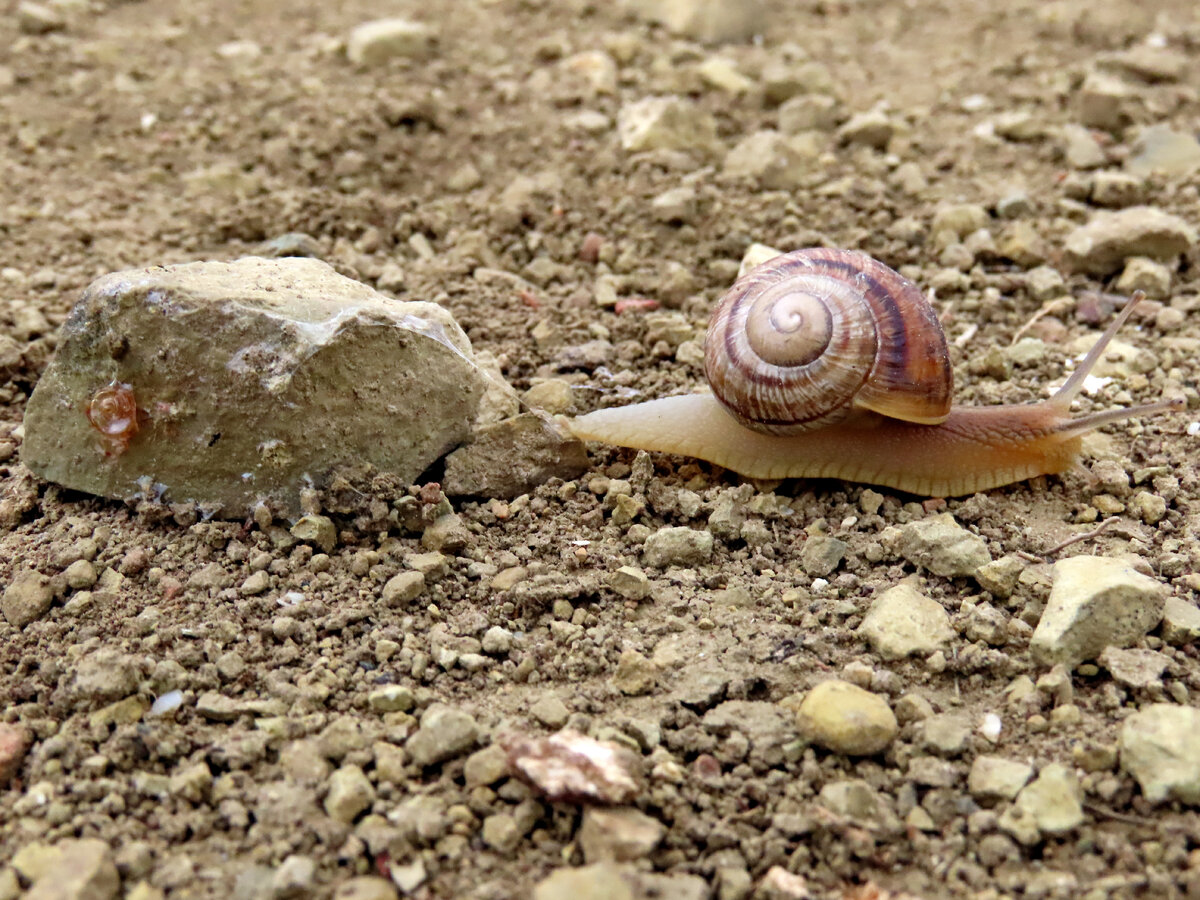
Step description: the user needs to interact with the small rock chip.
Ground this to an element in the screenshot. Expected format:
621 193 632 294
629 0 767 43
240 570 270 597
1120 704 1200 804
381 570 425 606
481 812 522 854
23 838 119 900
579 807 666 862
290 515 336 553
503 729 639 804
443 413 589 499
616 96 719 155
1 569 53 627
406 704 478 767
367 685 414 714
1126 124 1200 178
324 764 375 824
642 526 713 568
0 723 31 787
529 695 570 729
800 534 847 578
532 863 634 900
857 583 954 660
795 680 898 756
1098 646 1169 689
612 649 658 696
271 855 316 899
1030 555 1166 667
920 712 972 757
722 129 819 190
895 513 991 577
1006 763 1084 838
608 565 650 600
837 108 895 149
463 744 510 788
1162 597 1200 646
968 755 1034 801
1062 207 1197 276
346 19 435 66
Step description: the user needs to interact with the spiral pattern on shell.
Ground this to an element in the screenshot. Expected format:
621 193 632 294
703 248 953 434
86 382 139 454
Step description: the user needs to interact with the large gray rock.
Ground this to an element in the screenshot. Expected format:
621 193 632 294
23 258 488 518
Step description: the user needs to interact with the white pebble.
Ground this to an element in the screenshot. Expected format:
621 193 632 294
149 690 185 717
979 712 1003 743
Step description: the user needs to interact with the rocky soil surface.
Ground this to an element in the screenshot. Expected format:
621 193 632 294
2 1 1200 899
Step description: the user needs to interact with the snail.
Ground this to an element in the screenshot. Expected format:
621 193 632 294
85 381 140 456
570 248 1183 497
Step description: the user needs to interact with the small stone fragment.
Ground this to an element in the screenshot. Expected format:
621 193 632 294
608 565 650 600
1062 207 1197 276
530 695 570 729
443 413 589 499
1098 646 1169 690
799 534 847 578
532 863 634 900
2 569 53 627
616 96 719 155
721 130 819 190
579 807 666 862
795 680 898 756
629 0 767 43
381 571 425 606
612 649 658 696
240 570 270 596
17 1 65 34
503 729 639 804
1119 704 1200 804
271 855 316 899
324 764 375 824
367 685 414 714
920 712 972 757
346 19 435 66
1127 124 1200 177
1008 763 1084 837
290 515 336 553
968 755 1034 801
896 513 991 577
406 704 478 767
857 583 953 660
23 258 487 518
837 108 895 149
1162 597 1200 646
1075 71 1134 131
332 877 399 900
642 526 712 568
22 839 119 900
1030 555 1166 667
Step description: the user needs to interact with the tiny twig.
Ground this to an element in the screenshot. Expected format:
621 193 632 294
1083 803 1190 831
1040 517 1119 559
1010 298 1074 346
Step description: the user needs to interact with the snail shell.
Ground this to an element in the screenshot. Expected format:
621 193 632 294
85 381 139 455
704 248 953 434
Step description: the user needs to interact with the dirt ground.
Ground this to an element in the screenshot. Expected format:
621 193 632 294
2 0 1200 898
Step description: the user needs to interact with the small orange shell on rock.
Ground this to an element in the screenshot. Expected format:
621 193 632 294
85 382 139 455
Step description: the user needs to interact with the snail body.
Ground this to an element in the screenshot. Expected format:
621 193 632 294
571 249 1181 497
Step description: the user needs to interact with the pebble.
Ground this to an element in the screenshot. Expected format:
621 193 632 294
722 130 819 190
857 583 954 660
463 743 509 788
836 108 895 150
1 569 53 627
443 413 589 499
632 0 766 43
642 526 712 568
931 203 990 239
1062 207 1197 276
73 648 140 702
346 19 435 66
406 704 478 767
695 56 754 94
579 807 666 862
290 515 336 553
920 712 972 756
21 838 119 900
530 695 570 728
481 625 513 655
0 723 30 787
367 685 414 713
893 513 991 578
324 764 375 823
817 779 897 830
1119 703 1200 804
968 755 1034 801
1099 646 1169 690
381 571 425 606
1058 123 1106 169
23 258 488 518
481 813 522 854
421 513 471 553
1075 70 1134 131
532 863 633 900
799 534 846 578
17 1 65 34
522 379 574 415
1030 555 1166 667
1004 763 1084 840
616 96 718 155
240 570 270 596
778 93 841 133
607 565 650 601
795 680 898 756
612 649 658 695
650 186 698 225
271 854 316 898
1127 124 1200 177
331 877 399 900
1091 171 1144 208
1162 597 1200 646
1115 256 1171 299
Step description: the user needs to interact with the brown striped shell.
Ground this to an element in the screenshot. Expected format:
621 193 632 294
703 248 953 434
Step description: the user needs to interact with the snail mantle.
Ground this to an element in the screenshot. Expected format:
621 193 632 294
24 257 510 518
